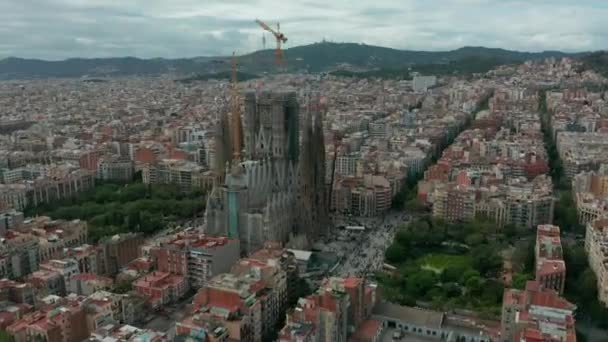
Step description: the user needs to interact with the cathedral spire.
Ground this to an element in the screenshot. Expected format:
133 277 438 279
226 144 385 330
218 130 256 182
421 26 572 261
230 52 243 162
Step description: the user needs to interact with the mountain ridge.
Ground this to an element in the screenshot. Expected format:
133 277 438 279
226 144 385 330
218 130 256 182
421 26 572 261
0 43 593 80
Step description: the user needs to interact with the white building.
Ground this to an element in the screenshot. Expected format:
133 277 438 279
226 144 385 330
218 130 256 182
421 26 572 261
585 218 608 307
413 76 437 92
335 155 358 177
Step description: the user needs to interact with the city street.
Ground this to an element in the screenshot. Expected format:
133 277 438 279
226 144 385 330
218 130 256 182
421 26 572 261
324 210 411 277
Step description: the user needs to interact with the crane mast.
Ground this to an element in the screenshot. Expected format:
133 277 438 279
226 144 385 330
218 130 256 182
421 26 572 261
255 19 288 67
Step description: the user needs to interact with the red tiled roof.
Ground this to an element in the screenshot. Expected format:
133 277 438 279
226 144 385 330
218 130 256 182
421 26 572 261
71 273 113 283
128 257 154 271
522 328 543 342
536 260 566 276
354 319 382 339
134 271 185 290
529 291 573 310
0 312 16 328
343 277 362 288
503 289 524 306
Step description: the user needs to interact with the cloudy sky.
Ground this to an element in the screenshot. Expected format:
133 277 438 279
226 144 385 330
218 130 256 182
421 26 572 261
1 0 606 60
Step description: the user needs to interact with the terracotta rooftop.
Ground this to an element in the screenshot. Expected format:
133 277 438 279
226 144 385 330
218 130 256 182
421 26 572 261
71 273 113 284
134 272 185 289
352 319 381 340
343 277 362 288
536 260 566 276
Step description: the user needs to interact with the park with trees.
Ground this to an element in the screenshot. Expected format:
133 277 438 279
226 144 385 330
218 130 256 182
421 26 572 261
25 182 206 242
378 216 532 319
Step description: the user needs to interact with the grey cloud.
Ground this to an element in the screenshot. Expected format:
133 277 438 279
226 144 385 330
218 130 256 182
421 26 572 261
0 0 606 60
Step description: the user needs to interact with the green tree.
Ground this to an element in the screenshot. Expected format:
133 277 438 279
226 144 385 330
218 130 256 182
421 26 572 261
465 233 485 247
523 241 536 273
395 229 412 247
554 192 582 232
465 276 484 296
113 282 133 294
119 183 148 202
512 273 533 290
459 269 481 284
577 269 599 303
471 245 503 276
0 329 12 342
563 245 588 279
385 244 408 263
481 280 504 304
52 206 83 220
94 187 117 203
89 214 109 227
441 264 468 283
442 282 462 298
503 224 519 239
126 208 141 230
407 270 438 297
411 219 430 233
291 278 313 306
81 202 105 219
405 198 427 212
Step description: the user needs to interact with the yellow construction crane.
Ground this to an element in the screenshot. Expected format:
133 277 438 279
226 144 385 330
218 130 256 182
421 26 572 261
255 19 288 67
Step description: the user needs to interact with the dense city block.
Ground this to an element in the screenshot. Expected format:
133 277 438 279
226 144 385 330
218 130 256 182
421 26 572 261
0 52 607 342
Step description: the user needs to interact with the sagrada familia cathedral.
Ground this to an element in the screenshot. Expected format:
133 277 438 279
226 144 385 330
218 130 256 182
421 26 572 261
205 90 328 254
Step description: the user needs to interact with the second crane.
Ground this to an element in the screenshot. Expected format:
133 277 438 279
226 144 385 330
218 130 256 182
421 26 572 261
255 19 288 67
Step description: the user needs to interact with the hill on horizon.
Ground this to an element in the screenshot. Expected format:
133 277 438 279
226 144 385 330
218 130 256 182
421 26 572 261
0 42 591 80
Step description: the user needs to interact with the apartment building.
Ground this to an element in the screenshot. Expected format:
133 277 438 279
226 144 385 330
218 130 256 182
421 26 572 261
0 169 95 211
432 184 476 222
501 281 576 342
3 231 40 278
98 233 144 276
39 259 80 295
0 279 35 306
188 273 263 342
150 233 240 290
535 225 566 294
142 159 206 192
68 273 113 296
556 132 608 180
573 168 608 225
27 269 65 297
283 280 350 342
133 271 188 309
335 155 359 177
7 301 89 342
248 242 299 308
584 217 608 307
84 291 146 326
96 157 134 182
332 175 392 217
0 209 24 234
176 242 298 341
231 258 287 341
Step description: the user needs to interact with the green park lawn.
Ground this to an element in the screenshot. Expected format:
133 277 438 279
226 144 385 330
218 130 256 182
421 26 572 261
417 253 472 274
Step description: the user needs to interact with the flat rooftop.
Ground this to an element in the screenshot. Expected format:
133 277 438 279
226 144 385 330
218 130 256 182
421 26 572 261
372 302 444 330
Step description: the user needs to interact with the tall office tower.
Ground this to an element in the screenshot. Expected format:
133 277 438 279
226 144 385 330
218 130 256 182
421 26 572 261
206 90 328 254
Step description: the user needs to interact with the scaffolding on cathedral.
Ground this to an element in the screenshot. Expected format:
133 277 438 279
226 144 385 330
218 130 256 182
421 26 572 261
205 89 328 255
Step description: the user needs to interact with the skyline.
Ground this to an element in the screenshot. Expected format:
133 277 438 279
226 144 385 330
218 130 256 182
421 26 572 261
1 0 607 60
